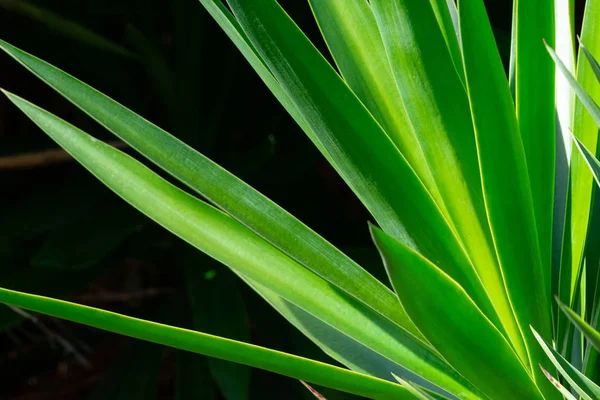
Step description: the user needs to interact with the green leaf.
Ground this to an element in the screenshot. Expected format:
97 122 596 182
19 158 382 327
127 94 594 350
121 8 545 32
532 327 600 400
558 299 600 353
367 0 516 346
0 38 424 345
0 285 422 400
224 0 498 336
392 374 447 400
239 273 449 397
512 0 556 274
552 0 575 348
567 0 600 311
458 0 552 378
2 92 479 399
574 138 600 316
371 225 543 400
0 264 107 330
307 0 444 213
539 367 578 400
428 0 464 82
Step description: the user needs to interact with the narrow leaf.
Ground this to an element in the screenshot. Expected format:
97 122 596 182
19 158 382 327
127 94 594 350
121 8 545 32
368 0 515 345
513 0 556 274
371 225 543 400
0 287 416 400
2 92 479 399
0 39 424 342
224 0 504 346
539 367 578 400
532 326 600 400
558 299 600 353
307 0 444 212
458 0 552 378
567 0 600 312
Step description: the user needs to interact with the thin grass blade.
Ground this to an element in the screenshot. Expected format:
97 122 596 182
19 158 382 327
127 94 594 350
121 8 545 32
531 327 600 400
558 299 600 353
539 367 578 400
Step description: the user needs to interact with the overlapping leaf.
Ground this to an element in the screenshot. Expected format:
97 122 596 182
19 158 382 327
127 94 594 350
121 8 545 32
458 0 554 381
372 226 542 400
2 92 480 399
0 39 424 344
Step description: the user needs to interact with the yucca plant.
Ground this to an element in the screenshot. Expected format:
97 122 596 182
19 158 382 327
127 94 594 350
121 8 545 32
1 0 600 398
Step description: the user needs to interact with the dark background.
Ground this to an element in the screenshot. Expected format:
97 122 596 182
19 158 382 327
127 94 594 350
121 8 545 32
0 1 585 399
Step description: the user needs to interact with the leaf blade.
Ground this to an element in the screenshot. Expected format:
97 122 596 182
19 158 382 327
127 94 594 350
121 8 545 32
371 226 543 400
0 38 423 343
531 326 600 400
3 91 480 399
0 286 417 400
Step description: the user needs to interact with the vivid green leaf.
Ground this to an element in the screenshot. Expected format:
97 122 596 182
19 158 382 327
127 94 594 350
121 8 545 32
2 92 479 399
513 0 556 275
371 225 542 400
0 264 105 330
532 326 600 400
367 0 517 348
0 38 425 345
553 0 576 348
307 0 445 214
371 0 521 346
558 299 600 353
224 1 494 333
428 0 464 82
239 273 449 397
458 0 552 380
392 374 435 400
568 0 600 310
0 287 417 400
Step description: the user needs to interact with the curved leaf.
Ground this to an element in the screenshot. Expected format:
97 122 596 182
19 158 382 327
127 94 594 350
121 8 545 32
568 0 600 309
371 226 542 400
513 0 555 273
224 0 503 342
2 92 480 399
558 299 600 353
532 327 600 400
458 0 551 375
307 0 444 213
0 286 416 400
367 0 513 342
0 39 423 343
